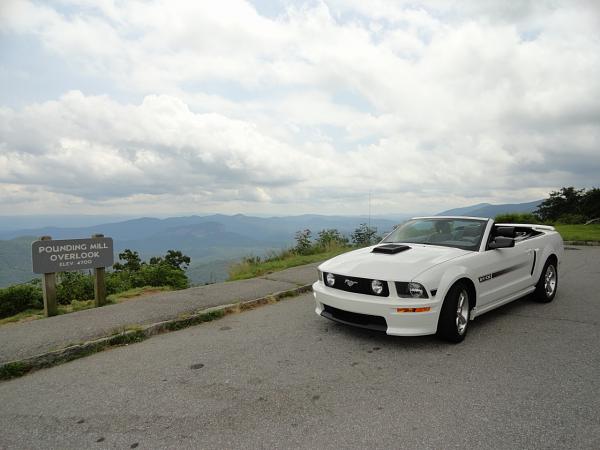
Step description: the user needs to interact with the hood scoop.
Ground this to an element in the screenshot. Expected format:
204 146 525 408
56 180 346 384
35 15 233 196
371 244 411 254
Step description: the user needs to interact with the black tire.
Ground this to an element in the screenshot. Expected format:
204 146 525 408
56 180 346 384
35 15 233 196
436 281 470 343
533 259 558 303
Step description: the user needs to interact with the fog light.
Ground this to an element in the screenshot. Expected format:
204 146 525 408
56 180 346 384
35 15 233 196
326 273 336 287
408 282 425 297
371 279 384 295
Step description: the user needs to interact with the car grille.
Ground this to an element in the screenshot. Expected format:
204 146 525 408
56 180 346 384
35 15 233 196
323 272 389 297
321 304 387 332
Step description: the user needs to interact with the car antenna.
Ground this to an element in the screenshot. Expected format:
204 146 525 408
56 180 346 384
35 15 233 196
368 190 371 230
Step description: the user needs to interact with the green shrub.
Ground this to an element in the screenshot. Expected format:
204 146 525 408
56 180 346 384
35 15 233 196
351 223 379 246
316 229 349 251
294 229 313 255
135 263 188 289
556 214 587 225
494 213 544 224
0 284 43 319
105 271 133 295
112 249 190 290
56 272 94 304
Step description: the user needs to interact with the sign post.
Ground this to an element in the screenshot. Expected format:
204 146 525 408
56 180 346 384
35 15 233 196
32 235 114 317
92 234 107 307
40 236 58 317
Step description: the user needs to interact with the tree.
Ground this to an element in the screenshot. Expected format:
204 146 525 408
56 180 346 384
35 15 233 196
149 256 163 266
113 249 142 272
351 223 379 246
164 250 191 270
112 249 191 289
535 187 584 222
581 188 600 220
294 229 312 255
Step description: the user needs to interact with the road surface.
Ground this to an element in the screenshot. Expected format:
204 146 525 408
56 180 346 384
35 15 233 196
0 247 598 449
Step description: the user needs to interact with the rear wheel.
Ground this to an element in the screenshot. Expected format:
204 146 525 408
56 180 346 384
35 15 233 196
436 282 470 343
533 259 558 303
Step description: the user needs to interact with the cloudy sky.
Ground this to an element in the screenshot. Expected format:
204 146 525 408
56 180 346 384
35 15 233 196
1 0 599 217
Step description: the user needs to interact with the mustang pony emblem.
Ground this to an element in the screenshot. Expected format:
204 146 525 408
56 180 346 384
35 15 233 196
344 279 358 287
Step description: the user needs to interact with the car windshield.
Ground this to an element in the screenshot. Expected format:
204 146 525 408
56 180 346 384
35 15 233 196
382 218 487 251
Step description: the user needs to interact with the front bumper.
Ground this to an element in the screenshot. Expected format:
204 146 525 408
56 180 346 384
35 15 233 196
313 281 441 336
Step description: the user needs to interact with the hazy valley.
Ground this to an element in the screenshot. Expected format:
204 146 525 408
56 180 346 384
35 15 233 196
0 201 541 287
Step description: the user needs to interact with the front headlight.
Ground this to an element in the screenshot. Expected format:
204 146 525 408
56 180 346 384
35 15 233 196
408 282 425 298
395 281 429 298
371 279 384 295
326 272 336 287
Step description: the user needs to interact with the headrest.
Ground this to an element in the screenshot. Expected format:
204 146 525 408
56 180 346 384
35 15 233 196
495 226 515 238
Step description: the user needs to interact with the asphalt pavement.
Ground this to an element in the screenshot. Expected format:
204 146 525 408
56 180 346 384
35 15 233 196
0 263 319 364
0 247 598 449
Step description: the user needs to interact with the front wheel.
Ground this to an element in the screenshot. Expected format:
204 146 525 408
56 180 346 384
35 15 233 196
436 282 470 343
533 259 558 303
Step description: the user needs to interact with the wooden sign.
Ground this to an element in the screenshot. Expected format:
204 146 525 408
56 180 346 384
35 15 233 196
32 237 114 274
32 235 113 317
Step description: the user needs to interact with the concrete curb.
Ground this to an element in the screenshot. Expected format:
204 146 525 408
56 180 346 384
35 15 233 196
0 284 314 381
564 240 600 246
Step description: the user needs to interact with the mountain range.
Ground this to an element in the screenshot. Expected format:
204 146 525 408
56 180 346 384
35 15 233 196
0 200 542 287
0 214 401 287
437 200 542 218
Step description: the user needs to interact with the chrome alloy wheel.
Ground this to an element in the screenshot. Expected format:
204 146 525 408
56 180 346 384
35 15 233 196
544 264 557 297
455 289 469 335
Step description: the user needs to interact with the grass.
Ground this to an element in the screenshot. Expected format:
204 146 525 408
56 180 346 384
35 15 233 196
0 301 99 326
0 309 45 326
228 246 353 281
555 224 600 242
0 286 172 327
106 286 172 302
164 309 225 331
60 299 99 313
0 362 29 380
107 329 146 346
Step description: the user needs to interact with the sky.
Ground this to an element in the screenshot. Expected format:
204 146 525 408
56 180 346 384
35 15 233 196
0 0 599 217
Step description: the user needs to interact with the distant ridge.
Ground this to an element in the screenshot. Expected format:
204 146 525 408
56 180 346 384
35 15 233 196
0 205 544 288
437 200 542 218
0 214 400 242
0 214 400 287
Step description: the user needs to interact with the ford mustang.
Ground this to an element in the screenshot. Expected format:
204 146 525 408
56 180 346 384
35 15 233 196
313 216 563 342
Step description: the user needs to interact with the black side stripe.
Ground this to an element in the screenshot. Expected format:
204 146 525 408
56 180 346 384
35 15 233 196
531 250 537 276
478 261 530 283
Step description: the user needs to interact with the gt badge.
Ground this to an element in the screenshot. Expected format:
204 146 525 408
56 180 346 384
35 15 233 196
478 273 492 283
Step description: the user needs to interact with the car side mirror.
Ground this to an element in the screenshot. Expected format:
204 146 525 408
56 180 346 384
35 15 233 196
489 236 515 249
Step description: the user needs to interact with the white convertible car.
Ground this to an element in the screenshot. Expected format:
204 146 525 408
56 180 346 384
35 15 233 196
313 217 563 342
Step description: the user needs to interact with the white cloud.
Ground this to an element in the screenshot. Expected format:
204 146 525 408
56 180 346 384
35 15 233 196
0 0 599 215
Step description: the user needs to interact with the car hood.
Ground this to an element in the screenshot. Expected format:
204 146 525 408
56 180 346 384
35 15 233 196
319 244 471 281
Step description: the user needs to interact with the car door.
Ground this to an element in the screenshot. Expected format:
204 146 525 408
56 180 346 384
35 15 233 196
475 239 535 307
